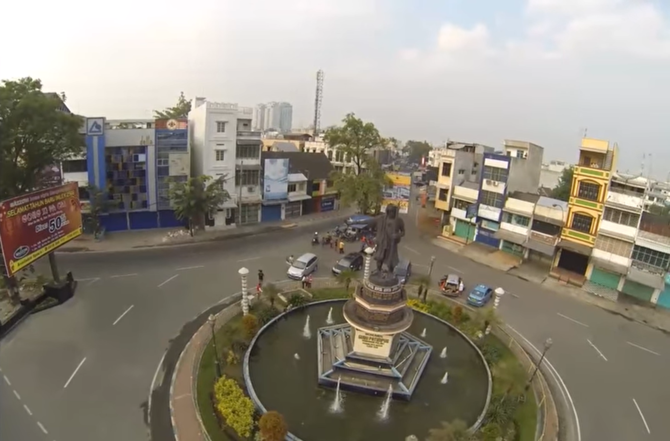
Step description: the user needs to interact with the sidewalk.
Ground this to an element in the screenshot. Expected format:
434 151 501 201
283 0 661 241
60 209 354 253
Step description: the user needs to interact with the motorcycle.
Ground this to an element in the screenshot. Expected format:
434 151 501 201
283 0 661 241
311 236 320 246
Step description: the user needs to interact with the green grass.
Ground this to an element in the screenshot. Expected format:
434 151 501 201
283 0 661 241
309 287 350 300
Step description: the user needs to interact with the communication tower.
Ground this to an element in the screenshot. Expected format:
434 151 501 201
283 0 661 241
313 70 324 136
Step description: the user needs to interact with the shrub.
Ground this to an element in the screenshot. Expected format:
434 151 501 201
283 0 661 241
287 293 308 308
226 349 239 366
476 340 502 366
231 338 250 354
258 410 288 441
452 305 463 324
407 299 430 313
241 314 260 340
485 393 518 427
479 422 502 441
256 305 279 325
213 375 255 438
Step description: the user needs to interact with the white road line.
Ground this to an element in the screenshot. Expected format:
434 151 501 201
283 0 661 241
403 246 420 255
23 404 32 416
626 341 661 356
237 256 260 263
63 357 87 389
37 422 48 434
158 274 179 288
77 277 99 282
109 273 138 278
632 398 651 434
112 305 134 326
447 265 462 273
587 339 608 361
3 375 11 386
13 390 20 400
87 277 101 286
557 313 589 327
176 265 204 271
507 325 581 441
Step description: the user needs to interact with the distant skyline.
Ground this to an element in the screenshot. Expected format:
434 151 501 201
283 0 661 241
2 0 669 177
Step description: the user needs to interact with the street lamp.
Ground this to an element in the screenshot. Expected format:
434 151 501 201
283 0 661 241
208 314 222 378
428 256 436 277
526 337 553 390
551 203 566 224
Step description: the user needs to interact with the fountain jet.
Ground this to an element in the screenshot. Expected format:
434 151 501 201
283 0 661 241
303 315 311 339
377 385 393 420
294 353 300 360
420 328 427 338
440 372 449 384
326 307 334 325
329 377 344 413
440 347 447 358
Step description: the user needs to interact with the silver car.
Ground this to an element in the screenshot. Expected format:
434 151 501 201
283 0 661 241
287 253 319 280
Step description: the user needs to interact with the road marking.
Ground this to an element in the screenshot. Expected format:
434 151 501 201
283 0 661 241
110 273 138 278
23 404 32 416
632 398 651 434
87 277 101 286
507 325 581 441
176 265 204 271
626 341 660 356
237 256 260 263
557 313 589 327
37 422 48 434
3 375 11 386
13 390 20 400
587 339 608 361
77 277 99 282
112 305 134 326
403 246 420 255
158 274 179 288
447 266 462 273
64 357 87 389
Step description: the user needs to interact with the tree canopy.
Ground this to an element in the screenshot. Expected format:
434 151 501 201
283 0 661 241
0 77 84 200
551 166 574 202
324 113 385 175
426 420 476 441
169 175 229 235
154 92 191 119
331 158 392 214
405 140 432 164
258 410 288 441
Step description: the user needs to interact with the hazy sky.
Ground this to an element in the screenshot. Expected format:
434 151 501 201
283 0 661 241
3 0 670 177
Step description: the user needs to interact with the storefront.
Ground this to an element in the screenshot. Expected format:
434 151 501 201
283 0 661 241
453 219 475 242
658 274 670 310
320 195 336 212
621 266 661 303
525 234 556 266
285 201 302 218
494 229 528 257
475 223 500 248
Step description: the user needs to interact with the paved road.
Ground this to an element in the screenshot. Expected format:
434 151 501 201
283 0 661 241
0 201 669 441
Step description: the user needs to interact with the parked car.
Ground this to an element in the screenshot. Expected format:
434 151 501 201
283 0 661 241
394 260 412 284
332 253 364 275
467 284 493 307
346 214 374 225
439 274 463 297
287 253 319 280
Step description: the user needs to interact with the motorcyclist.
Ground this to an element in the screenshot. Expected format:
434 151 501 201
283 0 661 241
312 232 319 244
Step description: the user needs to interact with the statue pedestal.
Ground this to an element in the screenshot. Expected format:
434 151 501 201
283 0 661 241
352 329 395 359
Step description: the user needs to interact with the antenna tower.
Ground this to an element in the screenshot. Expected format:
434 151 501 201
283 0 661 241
313 70 324 137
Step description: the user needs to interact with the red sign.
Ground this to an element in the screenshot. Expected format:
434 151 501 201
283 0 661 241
0 183 82 276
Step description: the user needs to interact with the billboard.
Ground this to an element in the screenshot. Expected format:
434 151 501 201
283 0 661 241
263 158 289 201
0 183 82 276
382 173 411 214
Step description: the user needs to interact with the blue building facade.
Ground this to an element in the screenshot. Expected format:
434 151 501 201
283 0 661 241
474 153 511 248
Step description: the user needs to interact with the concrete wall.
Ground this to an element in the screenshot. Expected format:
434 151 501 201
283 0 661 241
505 197 535 216
507 143 543 194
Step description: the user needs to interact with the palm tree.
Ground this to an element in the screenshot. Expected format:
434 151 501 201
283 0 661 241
263 283 280 308
169 175 229 236
426 420 476 441
414 274 432 301
336 269 357 295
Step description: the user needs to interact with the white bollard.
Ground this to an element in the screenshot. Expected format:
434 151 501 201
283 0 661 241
363 247 374 281
493 287 505 310
239 267 249 316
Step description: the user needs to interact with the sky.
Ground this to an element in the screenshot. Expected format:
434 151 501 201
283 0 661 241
2 0 670 178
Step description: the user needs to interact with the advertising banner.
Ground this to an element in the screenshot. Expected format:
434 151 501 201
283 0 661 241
382 173 411 214
0 183 82 276
263 158 289 201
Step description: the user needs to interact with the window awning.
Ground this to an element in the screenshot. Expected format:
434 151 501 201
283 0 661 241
261 199 288 206
237 163 262 171
557 239 592 256
591 257 628 276
288 173 308 182
533 214 564 227
627 267 664 290
525 239 556 256
288 194 312 202
493 229 528 246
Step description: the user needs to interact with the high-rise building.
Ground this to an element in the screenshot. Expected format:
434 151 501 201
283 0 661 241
253 104 266 131
254 102 293 132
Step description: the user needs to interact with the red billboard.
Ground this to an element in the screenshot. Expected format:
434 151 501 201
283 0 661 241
0 183 82 276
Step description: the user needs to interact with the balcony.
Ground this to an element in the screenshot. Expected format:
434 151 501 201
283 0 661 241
591 249 630 275
484 157 509 169
478 204 501 221
451 207 476 222
237 130 262 139
481 179 505 194
561 227 596 246
636 230 670 255
628 260 665 290
453 185 479 202
606 191 644 211
598 220 637 240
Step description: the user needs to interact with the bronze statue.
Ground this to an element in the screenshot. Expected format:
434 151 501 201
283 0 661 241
370 204 405 273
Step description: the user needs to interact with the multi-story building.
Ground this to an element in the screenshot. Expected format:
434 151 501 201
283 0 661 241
539 160 570 191
554 138 618 279
473 140 544 248
636 213 670 309
189 98 262 227
494 192 540 258
525 197 567 266
254 102 293 132
584 174 646 300
253 104 266 131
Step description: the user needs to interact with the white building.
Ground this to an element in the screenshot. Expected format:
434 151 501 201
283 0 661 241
189 97 262 227
254 102 293 133
539 160 570 190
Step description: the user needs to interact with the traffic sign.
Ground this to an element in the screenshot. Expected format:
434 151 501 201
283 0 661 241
86 118 105 136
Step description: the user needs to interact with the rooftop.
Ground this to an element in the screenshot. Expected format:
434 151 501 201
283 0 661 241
262 151 334 181
508 191 540 204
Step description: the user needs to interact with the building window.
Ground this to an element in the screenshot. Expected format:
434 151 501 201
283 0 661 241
215 150 225 161
62 159 87 173
502 212 530 227
438 189 448 201
326 180 334 188
311 182 321 193
483 166 509 182
595 235 633 257
480 190 504 208
603 207 639 227
235 170 260 186
327 151 333 161
570 213 593 233
632 245 670 269
236 144 260 159
577 181 600 201
441 162 452 177
216 121 227 133
288 183 297 192
453 199 470 211
531 219 561 236
238 204 260 225
516 150 525 158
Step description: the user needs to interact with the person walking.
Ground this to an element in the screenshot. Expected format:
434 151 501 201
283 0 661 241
301 275 307 289
338 239 345 255
306 273 313 289
258 269 264 287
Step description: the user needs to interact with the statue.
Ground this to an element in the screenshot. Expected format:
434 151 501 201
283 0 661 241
370 204 405 274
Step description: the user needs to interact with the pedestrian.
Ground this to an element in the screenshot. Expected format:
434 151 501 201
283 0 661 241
306 273 313 289
301 275 307 289
458 280 464 293
338 240 345 255
258 269 264 287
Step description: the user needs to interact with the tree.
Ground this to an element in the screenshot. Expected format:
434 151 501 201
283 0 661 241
406 140 432 164
426 420 476 441
324 113 384 175
258 410 288 441
169 175 229 236
153 92 191 119
414 274 432 302
263 283 279 308
85 185 112 236
551 166 574 202
336 269 357 294
331 158 392 214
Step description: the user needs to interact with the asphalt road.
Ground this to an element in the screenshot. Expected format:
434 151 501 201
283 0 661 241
1 199 669 441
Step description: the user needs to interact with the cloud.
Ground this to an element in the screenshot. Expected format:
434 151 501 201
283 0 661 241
437 23 490 52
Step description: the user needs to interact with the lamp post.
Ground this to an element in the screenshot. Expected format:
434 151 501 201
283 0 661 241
551 203 565 223
526 338 553 390
363 247 374 280
208 314 222 378
428 256 436 277
239 267 249 316
485 288 505 336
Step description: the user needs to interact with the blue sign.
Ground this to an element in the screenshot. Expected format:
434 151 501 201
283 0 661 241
86 117 104 136
321 197 335 212
466 204 478 218
263 158 289 201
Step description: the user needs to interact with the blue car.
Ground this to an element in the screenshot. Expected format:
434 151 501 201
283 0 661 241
467 284 494 307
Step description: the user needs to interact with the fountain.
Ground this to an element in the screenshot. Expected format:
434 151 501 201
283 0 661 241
329 377 343 413
303 315 311 339
420 328 427 338
440 372 449 384
326 307 334 325
294 353 300 360
440 347 447 358
377 384 393 421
